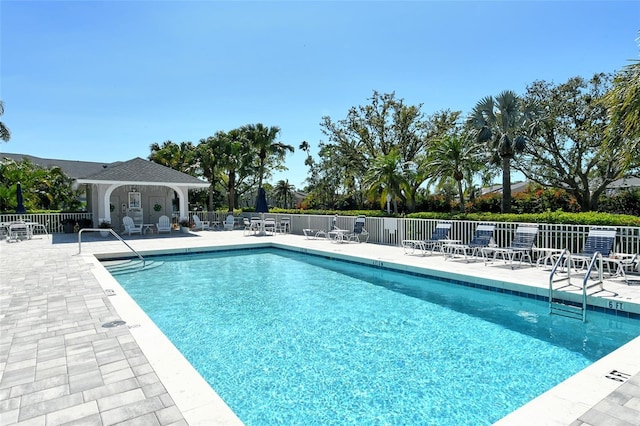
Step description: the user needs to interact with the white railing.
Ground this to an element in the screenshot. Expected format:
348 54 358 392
3 211 639 255
0 212 93 234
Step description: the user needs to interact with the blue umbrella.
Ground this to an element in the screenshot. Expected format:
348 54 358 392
16 182 26 214
255 187 269 213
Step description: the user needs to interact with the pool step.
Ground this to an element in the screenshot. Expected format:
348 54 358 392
549 301 584 320
103 259 164 275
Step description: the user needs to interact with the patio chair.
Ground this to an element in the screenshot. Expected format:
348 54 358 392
157 215 172 233
192 215 210 231
338 215 369 243
443 223 496 262
263 217 277 235
223 214 235 231
278 217 291 233
482 225 539 269
7 221 29 242
402 221 452 256
122 216 143 236
569 227 617 272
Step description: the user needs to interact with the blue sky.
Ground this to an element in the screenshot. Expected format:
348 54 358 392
1 1 639 189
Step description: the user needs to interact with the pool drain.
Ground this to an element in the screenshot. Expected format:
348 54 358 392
102 320 126 328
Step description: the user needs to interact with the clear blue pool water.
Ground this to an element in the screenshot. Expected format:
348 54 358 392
112 248 639 425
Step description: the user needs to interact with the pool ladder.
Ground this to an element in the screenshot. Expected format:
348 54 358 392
549 250 610 322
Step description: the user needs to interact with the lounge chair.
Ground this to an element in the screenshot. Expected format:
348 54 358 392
122 216 143 236
605 253 639 285
156 215 172 233
192 215 210 231
482 225 539 269
570 227 617 273
443 223 496 262
303 228 327 239
330 215 369 243
402 222 452 255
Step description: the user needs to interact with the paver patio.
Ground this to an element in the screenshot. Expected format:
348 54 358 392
1 229 639 425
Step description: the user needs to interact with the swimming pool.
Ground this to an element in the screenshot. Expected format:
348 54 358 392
111 248 639 425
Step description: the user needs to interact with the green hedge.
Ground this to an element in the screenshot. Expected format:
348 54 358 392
407 210 640 227
242 207 640 226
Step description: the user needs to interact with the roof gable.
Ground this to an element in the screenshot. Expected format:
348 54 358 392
80 157 208 186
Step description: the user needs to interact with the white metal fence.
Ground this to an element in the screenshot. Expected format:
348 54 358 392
0 213 93 233
3 212 639 255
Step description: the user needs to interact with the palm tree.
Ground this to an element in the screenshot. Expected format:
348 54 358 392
274 179 295 208
362 150 408 214
426 134 482 213
219 128 252 212
242 123 294 192
196 134 226 211
0 100 10 142
149 140 196 174
467 90 536 213
603 56 640 165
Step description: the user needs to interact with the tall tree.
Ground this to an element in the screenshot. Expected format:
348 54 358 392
220 128 254 211
274 179 295 208
519 74 633 211
0 100 10 142
603 53 640 170
362 150 408 214
467 90 536 213
318 91 458 211
148 140 197 175
196 134 225 211
242 123 294 192
426 132 483 213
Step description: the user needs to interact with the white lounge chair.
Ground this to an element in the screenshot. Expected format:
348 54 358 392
569 227 617 273
402 221 452 255
156 215 172 233
122 216 143 236
443 223 496 262
192 215 210 231
482 225 539 269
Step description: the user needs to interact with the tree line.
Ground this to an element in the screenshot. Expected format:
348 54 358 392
305 69 639 214
1 47 638 215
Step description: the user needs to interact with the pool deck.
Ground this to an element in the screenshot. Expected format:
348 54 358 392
1 229 639 425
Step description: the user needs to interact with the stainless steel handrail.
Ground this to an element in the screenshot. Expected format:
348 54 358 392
581 251 604 322
77 228 146 267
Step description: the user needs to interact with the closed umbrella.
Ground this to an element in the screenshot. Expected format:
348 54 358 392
255 187 268 213
254 187 269 236
16 182 26 214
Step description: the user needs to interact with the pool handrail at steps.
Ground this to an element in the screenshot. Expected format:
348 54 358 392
549 249 585 321
77 228 145 268
549 250 620 322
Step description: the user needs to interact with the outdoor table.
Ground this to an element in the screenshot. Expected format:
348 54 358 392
533 247 565 269
328 228 350 243
142 224 155 234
